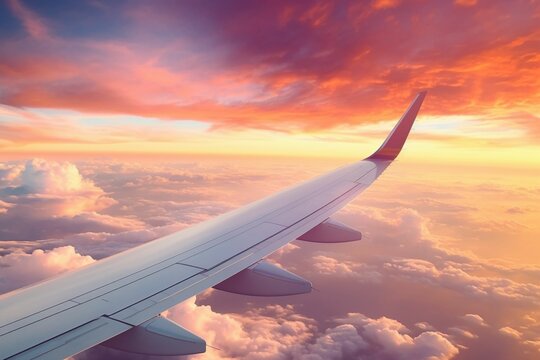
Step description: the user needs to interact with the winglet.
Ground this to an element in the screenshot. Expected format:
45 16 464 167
367 91 427 161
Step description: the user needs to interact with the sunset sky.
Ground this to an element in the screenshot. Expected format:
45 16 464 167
0 1 539 360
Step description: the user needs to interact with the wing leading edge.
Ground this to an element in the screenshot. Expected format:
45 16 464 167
0 92 426 359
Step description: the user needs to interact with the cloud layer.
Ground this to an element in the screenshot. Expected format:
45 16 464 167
0 157 538 359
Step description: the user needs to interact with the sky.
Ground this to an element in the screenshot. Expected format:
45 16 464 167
0 1 539 359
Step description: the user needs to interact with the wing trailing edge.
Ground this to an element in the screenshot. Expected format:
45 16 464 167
367 91 427 161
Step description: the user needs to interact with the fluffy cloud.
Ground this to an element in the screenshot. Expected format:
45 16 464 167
321 313 459 360
164 301 459 360
299 324 369 359
0 245 94 293
167 302 315 360
78 300 317 360
21 158 96 193
6 158 116 216
77 297 459 360
0 159 143 241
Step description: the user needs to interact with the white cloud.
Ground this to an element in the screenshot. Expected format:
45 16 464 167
0 245 94 293
20 159 92 194
164 303 459 360
9 158 116 216
330 313 459 360
0 159 143 241
164 300 315 360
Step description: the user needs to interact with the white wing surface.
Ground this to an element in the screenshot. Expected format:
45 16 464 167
0 92 426 359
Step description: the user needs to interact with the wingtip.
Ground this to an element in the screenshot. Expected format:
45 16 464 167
366 91 427 161
416 90 428 101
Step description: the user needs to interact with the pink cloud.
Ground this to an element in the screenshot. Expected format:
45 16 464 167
454 0 477 7
372 0 401 10
0 156 536 359
6 158 116 216
331 313 459 360
0 159 144 240
163 301 315 360
6 0 51 40
161 300 460 360
0 245 94 293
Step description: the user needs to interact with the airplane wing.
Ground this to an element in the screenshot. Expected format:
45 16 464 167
0 91 426 359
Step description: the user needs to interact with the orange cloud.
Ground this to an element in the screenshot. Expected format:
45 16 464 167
372 0 401 10
454 0 477 6
0 0 537 135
